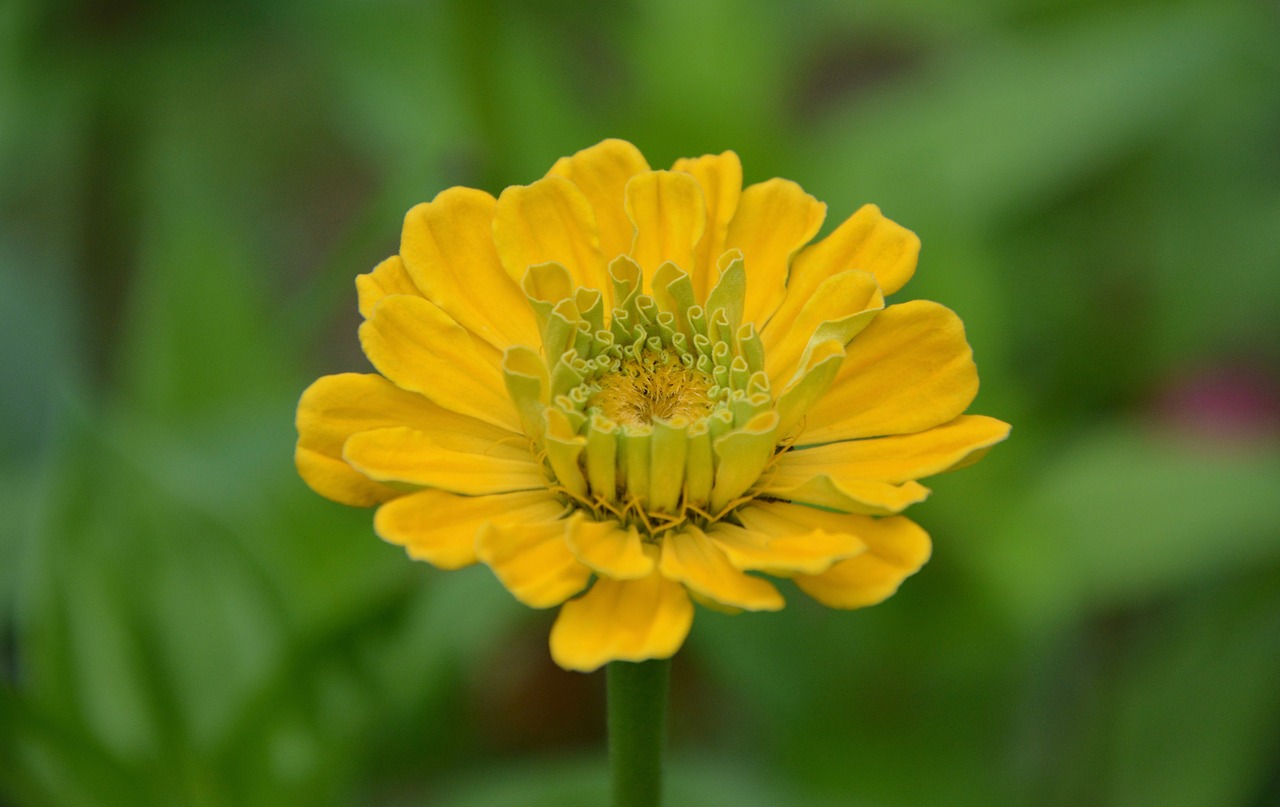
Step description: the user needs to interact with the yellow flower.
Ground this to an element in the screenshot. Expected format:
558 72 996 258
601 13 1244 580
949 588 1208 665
296 139 1009 672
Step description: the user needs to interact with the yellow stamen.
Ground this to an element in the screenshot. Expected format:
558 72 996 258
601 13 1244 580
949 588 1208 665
591 354 713 428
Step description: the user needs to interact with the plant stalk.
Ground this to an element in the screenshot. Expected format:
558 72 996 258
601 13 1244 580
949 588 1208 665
607 658 671 807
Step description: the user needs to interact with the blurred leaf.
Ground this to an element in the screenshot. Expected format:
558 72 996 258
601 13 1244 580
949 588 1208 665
433 756 850 807
976 424 1280 629
689 588 1020 807
797 1 1248 229
625 0 788 163
116 128 292 421
286 0 470 184
1108 577 1280 807
0 684 152 807
366 565 529 713
21 420 166 762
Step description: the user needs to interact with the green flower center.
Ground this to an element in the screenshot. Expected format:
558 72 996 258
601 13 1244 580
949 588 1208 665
503 254 799 538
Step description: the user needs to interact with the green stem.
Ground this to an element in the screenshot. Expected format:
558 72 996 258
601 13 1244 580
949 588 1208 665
607 658 671 807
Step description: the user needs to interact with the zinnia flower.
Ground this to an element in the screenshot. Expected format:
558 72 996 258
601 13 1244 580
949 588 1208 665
296 139 1009 672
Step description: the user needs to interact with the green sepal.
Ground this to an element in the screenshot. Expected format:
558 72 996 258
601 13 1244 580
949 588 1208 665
654 311 679 348
686 305 708 339
586 414 619 502
550 352 588 399
593 328 616 358
710 411 779 513
650 262 685 316
793 270 885 372
708 307 734 352
544 407 588 498
669 332 690 357
609 254 643 312
729 356 750 391
684 420 714 510
576 287 605 333
694 349 714 375
635 295 659 329
712 364 729 390
655 263 697 336
595 351 619 373
611 307 636 345
502 345 549 442
774 339 845 439
705 409 734 443
541 299 581 362
522 261 574 329
704 251 745 333
618 427 652 505
711 340 732 369
730 391 772 427
554 395 589 431
573 320 595 357
737 323 764 373
648 417 689 513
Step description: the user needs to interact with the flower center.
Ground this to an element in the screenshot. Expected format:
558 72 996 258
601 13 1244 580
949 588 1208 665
591 353 713 428
504 256 786 538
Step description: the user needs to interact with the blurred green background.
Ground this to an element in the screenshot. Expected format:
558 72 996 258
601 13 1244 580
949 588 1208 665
3 0 1279 804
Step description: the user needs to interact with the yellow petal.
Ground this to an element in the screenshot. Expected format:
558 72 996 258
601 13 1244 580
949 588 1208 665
759 473 931 515
784 204 919 319
476 518 592 608
761 269 884 389
400 187 539 350
294 445 395 508
794 516 931 608
356 255 422 319
724 178 825 326
344 426 545 494
780 415 1011 484
547 139 650 262
295 373 525 507
625 170 706 283
359 294 520 432
671 151 742 301
660 525 783 611
493 175 610 300
375 489 564 570
549 571 693 672
800 301 980 443
565 515 655 579
711 502 867 574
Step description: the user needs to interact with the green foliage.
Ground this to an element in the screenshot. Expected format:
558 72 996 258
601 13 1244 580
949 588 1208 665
2 0 1278 804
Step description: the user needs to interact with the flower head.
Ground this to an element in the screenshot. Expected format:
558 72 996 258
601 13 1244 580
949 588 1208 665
296 139 1009 672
